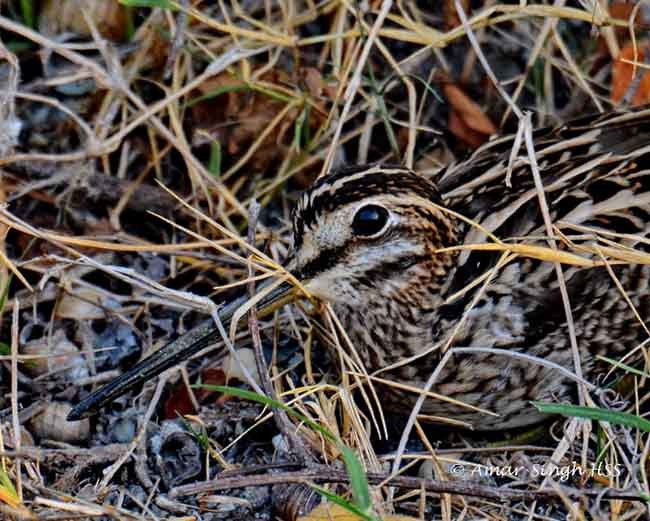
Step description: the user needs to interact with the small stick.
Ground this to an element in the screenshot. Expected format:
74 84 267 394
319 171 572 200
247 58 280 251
164 0 189 79
99 374 168 489
246 201 312 463
11 299 23 501
169 466 646 503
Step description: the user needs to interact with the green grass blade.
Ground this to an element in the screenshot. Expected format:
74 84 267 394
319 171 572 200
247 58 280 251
195 384 336 442
184 85 249 109
196 384 377 517
596 354 650 379
125 6 136 40
0 274 14 316
310 485 378 521
532 402 650 432
20 0 35 28
208 141 222 177
341 446 371 514
0 466 18 500
184 83 293 111
119 0 176 9
365 63 400 160
293 105 308 152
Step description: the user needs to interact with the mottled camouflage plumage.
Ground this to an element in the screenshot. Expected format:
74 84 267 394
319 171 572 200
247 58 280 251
69 107 650 429
290 107 650 430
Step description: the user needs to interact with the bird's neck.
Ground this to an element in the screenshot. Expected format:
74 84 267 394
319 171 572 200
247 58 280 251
331 248 459 371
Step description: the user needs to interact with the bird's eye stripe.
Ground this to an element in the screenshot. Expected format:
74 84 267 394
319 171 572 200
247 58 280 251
295 244 349 280
357 254 431 285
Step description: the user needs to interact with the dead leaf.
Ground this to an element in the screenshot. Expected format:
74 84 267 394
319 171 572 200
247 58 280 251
191 70 296 167
164 367 229 419
304 67 325 98
447 108 488 149
297 503 418 521
197 367 227 401
612 41 650 105
22 329 87 381
609 2 650 37
223 347 260 386
164 383 197 419
444 0 470 29
443 83 496 148
56 287 110 320
191 69 326 174
39 0 127 41
30 402 90 444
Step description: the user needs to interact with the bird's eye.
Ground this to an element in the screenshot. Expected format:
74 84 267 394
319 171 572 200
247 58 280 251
351 205 390 237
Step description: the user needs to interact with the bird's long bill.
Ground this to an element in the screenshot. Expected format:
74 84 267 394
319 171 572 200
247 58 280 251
67 278 298 421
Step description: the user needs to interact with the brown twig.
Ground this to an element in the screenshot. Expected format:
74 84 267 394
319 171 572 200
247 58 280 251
169 465 646 503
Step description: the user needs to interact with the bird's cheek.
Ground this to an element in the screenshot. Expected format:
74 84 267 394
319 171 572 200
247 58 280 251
303 277 336 301
303 268 351 302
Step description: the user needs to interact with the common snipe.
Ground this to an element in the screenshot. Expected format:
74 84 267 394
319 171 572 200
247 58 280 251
69 107 650 430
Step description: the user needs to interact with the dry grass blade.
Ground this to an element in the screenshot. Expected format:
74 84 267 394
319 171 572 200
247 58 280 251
2 1 649 519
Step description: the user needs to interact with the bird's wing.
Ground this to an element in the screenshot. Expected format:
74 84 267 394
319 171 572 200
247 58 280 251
437 106 650 237
433 106 650 353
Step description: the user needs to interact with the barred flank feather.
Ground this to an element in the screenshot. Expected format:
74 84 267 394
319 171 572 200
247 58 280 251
291 107 650 429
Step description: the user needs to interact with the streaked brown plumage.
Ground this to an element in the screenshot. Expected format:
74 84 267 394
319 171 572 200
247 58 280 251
70 107 650 430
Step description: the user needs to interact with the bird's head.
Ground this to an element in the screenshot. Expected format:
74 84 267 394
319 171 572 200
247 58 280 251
67 165 458 421
288 165 458 303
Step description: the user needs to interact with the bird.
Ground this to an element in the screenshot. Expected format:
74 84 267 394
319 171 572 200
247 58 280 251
68 106 650 430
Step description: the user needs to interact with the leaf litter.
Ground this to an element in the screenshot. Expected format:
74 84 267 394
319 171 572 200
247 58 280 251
0 1 649 520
